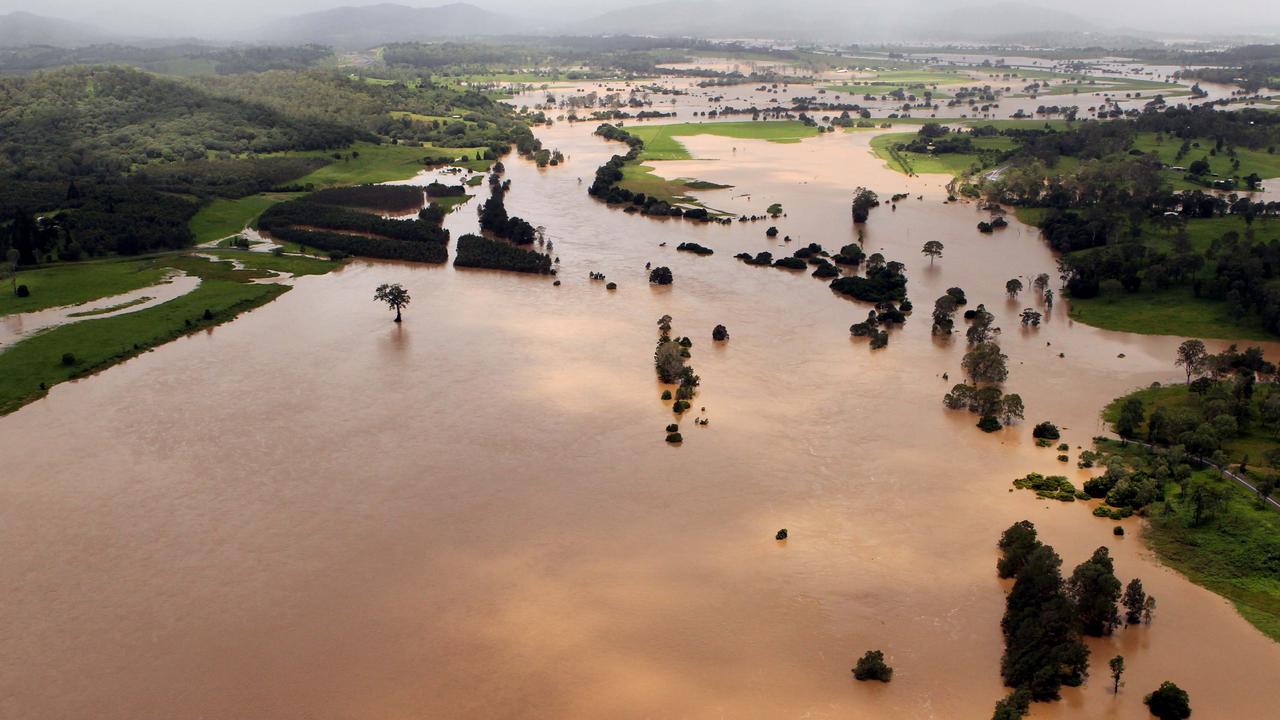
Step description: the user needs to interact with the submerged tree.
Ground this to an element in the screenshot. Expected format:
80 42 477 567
1145 681 1191 720
1068 546 1122 636
852 650 893 682
922 240 944 265
963 342 1009 385
1122 578 1147 625
1006 278 1024 298
1109 655 1125 694
996 520 1041 579
1000 544 1089 700
851 187 880 223
374 283 411 323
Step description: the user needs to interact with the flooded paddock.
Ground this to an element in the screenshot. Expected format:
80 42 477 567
2 111 1278 720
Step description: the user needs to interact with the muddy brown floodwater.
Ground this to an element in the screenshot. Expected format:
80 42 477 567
2 119 1279 720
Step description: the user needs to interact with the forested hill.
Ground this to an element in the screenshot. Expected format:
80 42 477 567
0 64 541 260
0 65 363 180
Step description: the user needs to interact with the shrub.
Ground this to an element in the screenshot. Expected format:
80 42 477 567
677 242 714 256
978 414 1002 432
766 226 779 237
606 282 617 290
1145 682 1191 720
672 400 690 414
1056 443 1069 451
1032 421 1061 440
649 266 673 285
1114 526 1125 536
712 325 729 341
61 352 76 366
1013 473 1077 501
1057 454 1070 462
16 284 30 297
665 432 683 443
661 390 672 400
202 308 214 320
666 423 679 432
852 650 893 682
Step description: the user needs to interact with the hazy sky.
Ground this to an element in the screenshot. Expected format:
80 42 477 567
2 0 1278 40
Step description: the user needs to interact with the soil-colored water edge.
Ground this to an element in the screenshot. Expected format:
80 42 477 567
1 119 1279 720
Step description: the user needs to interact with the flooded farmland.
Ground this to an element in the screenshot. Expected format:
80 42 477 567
2 91 1279 720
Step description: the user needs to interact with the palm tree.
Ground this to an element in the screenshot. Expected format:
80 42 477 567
374 283 411 323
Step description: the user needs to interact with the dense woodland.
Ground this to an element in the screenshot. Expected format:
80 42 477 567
0 64 538 263
979 107 1280 335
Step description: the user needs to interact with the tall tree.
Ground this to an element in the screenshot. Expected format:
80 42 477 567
1115 397 1145 441
922 240 944 265
997 520 1041 579
1068 546 1122 636
1006 278 1024 297
1109 655 1125 694
374 283 411 322
1000 544 1090 700
1122 578 1147 625
1175 339 1209 384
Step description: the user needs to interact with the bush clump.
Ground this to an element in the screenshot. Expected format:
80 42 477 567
649 266 673 285
978 414 1002 432
1013 472 1077 501
60 352 76 366
852 650 893 682
712 325 729 341
661 390 672 400
16 284 30 297
665 432 683 443
1032 421 1061 440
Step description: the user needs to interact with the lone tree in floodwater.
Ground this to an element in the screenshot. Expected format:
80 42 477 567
374 283 411 323
1006 278 1023 297
921 240 944 265
1175 339 1208 384
1109 655 1125 694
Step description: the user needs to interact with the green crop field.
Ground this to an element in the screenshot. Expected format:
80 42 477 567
0 259 168 317
625 121 821 161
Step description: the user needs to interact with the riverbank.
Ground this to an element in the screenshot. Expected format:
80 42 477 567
0 251 338 415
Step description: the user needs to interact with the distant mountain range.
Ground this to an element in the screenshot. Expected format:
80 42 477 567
246 3 525 48
0 1 1257 50
0 11 111 47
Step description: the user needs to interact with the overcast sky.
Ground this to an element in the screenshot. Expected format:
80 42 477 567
2 0 1278 40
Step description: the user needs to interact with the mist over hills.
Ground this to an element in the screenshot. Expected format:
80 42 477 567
0 10 108 46
0 0 1275 49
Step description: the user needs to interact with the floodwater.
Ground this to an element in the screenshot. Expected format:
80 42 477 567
3 113 1280 720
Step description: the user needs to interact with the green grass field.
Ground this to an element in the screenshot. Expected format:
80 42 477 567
1085 436 1280 642
1015 76 1184 97
0 252 339 415
1146 475 1280 643
1069 284 1274 341
289 142 486 186
1131 132 1280 188
870 131 1016 176
824 84 954 99
190 192 303 244
0 259 168 317
1065 216 1280 340
625 121 821 161
1103 386 1280 465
